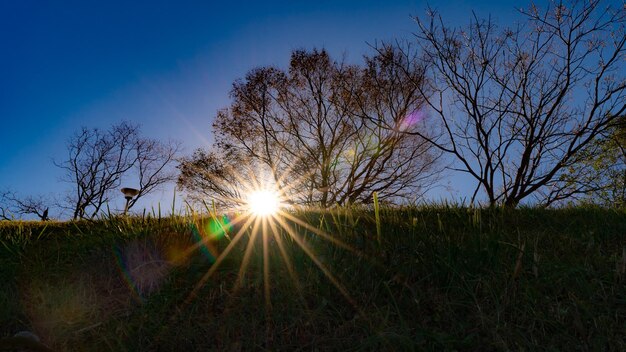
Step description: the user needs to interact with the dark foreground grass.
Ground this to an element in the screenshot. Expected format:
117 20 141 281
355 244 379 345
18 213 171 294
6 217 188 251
0 207 625 351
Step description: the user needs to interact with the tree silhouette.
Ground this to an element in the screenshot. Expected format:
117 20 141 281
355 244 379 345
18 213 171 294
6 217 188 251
56 122 180 219
179 48 441 207
0 191 50 221
397 0 626 207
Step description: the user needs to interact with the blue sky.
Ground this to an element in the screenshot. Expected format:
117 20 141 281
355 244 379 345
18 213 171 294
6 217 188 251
0 0 527 216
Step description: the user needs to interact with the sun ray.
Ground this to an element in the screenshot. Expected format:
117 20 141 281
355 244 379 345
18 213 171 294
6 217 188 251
184 214 256 305
232 216 262 293
267 214 310 311
280 211 408 286
262 217 271 312
173 213 249 264
279 211 371 260
272 215 364 316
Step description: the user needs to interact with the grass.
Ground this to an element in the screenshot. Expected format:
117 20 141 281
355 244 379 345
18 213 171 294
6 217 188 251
0 206 625 351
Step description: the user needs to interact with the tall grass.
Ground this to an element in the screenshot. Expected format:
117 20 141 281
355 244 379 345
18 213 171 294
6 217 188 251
0 205 624 350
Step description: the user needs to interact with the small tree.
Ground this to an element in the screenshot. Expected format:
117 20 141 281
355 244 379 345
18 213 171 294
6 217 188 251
10 194 51 221
56 122 180 219
126 136 180 210
0 191 51 221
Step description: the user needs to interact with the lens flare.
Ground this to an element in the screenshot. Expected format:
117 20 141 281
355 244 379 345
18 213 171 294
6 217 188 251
399 109 425 130
113 239 171 300
247 190 280 217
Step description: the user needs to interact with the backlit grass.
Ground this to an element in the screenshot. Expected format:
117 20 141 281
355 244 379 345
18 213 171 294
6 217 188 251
0 206 625 351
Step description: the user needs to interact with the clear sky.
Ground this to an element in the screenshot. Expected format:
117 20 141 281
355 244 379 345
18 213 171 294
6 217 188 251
0 0 532 216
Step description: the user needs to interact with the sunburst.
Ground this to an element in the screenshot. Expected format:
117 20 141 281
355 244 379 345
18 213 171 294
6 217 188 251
247 189 281 217
173 163 375 327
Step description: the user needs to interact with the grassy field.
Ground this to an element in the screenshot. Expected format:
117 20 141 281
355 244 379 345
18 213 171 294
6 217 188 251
0 206 625 351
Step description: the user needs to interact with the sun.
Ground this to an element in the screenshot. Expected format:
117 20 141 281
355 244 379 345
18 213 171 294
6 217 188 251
247 190 281 217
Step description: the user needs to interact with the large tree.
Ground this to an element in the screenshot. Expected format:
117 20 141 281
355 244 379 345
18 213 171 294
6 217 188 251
179 48 440 208
401 0 626 207
56 122 180 219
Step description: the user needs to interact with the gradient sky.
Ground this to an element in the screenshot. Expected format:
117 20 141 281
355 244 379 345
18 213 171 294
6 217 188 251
0 0 531 216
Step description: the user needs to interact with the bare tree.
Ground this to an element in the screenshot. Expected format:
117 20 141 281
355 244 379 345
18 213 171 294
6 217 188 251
179 48 440 207
56 122 180 219
401 0 626 207
10 194 51 220
0 190 51 220
126 138 181 210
